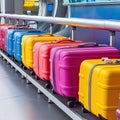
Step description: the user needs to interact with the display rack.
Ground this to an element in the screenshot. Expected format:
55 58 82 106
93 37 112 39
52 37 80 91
0 14 120 120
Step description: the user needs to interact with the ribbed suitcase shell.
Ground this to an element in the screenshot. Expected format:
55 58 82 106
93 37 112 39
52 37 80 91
13 30 44 62
0 25 14 51
33 39 84 80
21 34 66 69
50 46 120 101
6 29 29 56
78 59 120 120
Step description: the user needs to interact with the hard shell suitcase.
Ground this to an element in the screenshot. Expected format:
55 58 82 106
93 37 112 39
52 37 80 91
0 25 27 51
0 24 14 51
21 34 66 69
13 30 44 62
0 24 12 47
6 28 29 56
33 39 84 80
78 58 120 120
50 43 120 104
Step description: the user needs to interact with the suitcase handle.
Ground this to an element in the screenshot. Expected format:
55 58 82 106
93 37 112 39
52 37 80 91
67 42 98 48
27 30 41 33
37 33 53 37
55 38 72 43
8 26 29 29
114 60 120 64
102 57 113 64
102 58 120 64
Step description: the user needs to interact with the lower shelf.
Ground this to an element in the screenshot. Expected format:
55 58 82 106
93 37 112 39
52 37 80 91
0 50 99 120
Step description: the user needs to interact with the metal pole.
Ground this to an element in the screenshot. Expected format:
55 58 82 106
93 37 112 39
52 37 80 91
8 18 11 24
50 23 53 34
110 31 115 46
72 26 76 40
23 20 26 25
1 0 5 23
16 19 19 25
36 21 39 29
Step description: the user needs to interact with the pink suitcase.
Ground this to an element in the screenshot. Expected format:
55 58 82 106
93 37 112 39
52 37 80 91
33 39 84 81
50 43 120 107
0 25 14 51
0 25 28 51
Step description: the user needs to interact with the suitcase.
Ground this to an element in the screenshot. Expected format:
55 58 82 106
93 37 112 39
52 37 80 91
13 30 44 62
0 25 27 51
78 58 120 120
6 28 30 56
21 34 66 69
0 24 14 51
33 39 84 80
50 43 120 106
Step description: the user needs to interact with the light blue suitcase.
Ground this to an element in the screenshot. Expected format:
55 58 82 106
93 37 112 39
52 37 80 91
6 29 28 56
13 30 44 62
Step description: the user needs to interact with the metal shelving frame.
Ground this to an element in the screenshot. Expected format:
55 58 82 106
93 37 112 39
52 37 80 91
0 14 120 120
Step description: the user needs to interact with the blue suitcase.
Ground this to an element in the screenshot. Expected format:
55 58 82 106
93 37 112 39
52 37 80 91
6 29 29 56
13 30 44 62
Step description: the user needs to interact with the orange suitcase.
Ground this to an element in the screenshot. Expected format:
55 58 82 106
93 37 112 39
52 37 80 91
33 38 84 80
21 34 66 69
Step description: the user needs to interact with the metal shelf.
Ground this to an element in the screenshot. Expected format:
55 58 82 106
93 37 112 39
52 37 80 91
0 50 100 120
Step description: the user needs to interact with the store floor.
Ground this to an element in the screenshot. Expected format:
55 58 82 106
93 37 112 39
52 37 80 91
0 57 72 120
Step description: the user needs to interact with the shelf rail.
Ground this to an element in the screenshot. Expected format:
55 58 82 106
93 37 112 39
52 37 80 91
0 13 120 120
0 13 120 45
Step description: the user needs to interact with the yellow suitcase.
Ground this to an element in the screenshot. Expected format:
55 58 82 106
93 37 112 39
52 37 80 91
78 58 120 120
21 33 66 69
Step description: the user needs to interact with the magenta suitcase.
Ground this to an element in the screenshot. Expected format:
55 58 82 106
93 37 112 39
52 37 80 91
0 24 13 50
116 96 120 120
117 109 120 120
50 43 120 105
33 40 84 81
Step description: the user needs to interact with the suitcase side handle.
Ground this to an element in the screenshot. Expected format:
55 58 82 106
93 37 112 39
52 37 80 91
55 38 72 43
8 26 30 30
67 42 98 48
27 30 41 33
37 33 53 37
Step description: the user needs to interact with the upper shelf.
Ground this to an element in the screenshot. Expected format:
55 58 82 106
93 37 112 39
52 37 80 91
0 13 120 32
63 2 120 6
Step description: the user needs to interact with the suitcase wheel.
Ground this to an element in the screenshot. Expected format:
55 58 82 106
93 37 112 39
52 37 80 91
51 88 56 94
29 70 34 75
34 75 39 80
13 58 17 62
80 104 88 113
45 82 51 89
22 65 26 70
11 57 14 61
98 114 107 120
19 63 23 67
67 100 75 108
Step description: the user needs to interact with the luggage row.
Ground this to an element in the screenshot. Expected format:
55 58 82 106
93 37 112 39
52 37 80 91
0 23 120 120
